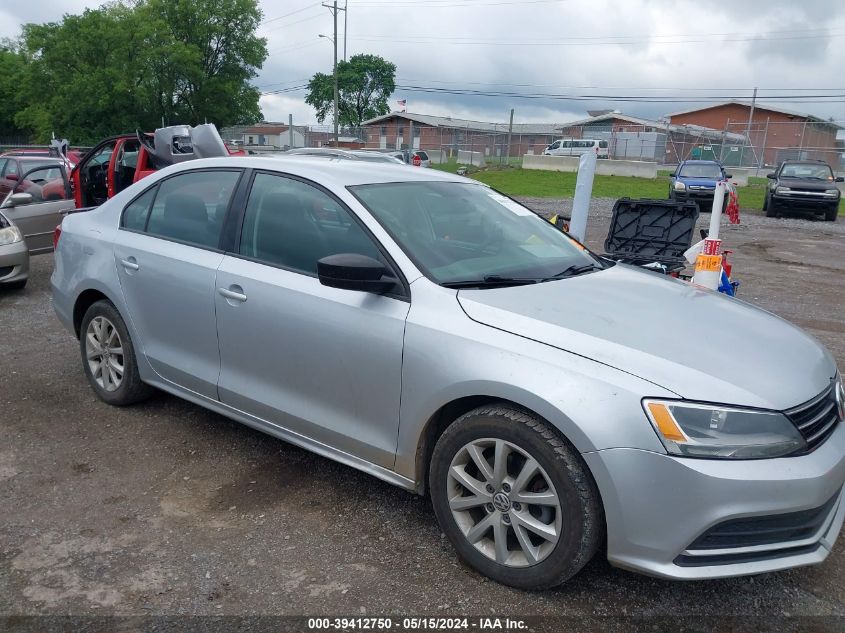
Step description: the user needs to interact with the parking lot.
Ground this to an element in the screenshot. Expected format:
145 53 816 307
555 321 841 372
2 203 845 620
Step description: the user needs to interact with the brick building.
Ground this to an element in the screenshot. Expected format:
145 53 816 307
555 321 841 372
666 101 841 167
360 112 560 158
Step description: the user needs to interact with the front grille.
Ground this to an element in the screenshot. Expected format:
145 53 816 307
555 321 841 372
0 266 13 278
786 382 841 452
687 493 839 550
675 544 821 567
674 490 840 567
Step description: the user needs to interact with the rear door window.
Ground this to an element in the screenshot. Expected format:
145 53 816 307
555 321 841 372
137 170 241 249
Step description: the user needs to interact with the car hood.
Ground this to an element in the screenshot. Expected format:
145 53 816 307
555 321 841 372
777 177 835 191
457 264 836 410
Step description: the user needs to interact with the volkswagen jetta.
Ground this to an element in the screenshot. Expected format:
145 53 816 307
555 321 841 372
52 157 845 589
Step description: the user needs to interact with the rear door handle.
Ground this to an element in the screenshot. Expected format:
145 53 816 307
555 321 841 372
120 258 139 271
218 286 247 302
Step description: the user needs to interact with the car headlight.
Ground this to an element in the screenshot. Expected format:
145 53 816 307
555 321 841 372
643 399 806 459
673 181 686 191
776 186 791 194
825 188 840 195
0 225 23 246
836 375 845 422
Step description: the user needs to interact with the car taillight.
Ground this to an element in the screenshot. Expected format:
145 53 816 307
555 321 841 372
53 224 62 250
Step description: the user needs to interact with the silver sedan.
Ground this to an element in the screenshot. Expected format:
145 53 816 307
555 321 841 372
51 157 845 589
0 210 29 289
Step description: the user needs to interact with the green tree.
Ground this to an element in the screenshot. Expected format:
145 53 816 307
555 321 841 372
306 54 396 129
14 0 267 144
0 42 30 139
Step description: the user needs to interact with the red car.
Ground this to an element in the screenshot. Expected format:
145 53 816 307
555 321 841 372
72 126 246 208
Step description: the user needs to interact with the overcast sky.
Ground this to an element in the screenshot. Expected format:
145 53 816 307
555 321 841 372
2 0 844 127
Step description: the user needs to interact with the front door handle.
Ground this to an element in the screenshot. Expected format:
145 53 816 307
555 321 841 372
218 286 247 302
120 257 139 271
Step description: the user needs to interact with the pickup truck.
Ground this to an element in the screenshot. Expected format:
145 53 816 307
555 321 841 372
71 125 245 208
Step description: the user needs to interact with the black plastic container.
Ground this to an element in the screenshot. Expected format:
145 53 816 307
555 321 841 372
603 198 700 271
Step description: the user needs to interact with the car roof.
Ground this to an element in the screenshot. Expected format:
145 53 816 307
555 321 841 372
160 155 471 187
680 160 722 165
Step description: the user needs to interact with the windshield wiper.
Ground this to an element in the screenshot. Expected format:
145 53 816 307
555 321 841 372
441 274 540 289
540 262 601 281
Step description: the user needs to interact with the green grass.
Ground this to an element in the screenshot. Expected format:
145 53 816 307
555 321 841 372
434 166 845 214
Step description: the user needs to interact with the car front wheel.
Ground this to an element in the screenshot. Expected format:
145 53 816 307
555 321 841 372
825 204 839 222
429 404 602 589
765 194 777 217
79 300 154 406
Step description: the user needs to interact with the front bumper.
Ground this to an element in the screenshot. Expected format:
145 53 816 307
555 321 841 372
772 193 839 212
583 421 845 580
0 239 30 285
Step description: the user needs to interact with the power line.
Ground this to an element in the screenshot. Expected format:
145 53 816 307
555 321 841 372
353 29 845 47
260 2 322 25
350 0 568 7
395 77 845 92
391 84 845 104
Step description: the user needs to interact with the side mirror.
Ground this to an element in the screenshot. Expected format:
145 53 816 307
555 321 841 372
5 192 33 207
836 176 844 183
317 253 397 294
766 173 776 179
725 173 733 179
669 172 676 177
6 174 18 182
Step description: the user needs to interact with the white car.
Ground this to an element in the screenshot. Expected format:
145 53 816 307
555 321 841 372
544 139 609 159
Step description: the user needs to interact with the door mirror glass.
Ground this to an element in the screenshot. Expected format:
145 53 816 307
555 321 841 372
836 176 844 183
317 253 396 293
766 173 776 179
725 173 733 179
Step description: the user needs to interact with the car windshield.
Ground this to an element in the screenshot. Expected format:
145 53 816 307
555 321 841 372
349 181 603 286
678 163 722 179
780 163 833 180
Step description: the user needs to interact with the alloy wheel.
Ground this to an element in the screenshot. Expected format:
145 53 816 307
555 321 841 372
447 438 562 567
85 316 124 392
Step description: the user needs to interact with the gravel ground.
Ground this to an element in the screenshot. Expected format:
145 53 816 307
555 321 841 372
1 204 844 627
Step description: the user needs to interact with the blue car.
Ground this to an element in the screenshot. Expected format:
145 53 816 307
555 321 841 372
669 160 731 211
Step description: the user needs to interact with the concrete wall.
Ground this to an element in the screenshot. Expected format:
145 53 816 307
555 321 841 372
522 154 657 178
457 150 486 166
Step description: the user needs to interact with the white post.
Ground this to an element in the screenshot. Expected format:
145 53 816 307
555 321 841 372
692 181 726 290
569 149 597 242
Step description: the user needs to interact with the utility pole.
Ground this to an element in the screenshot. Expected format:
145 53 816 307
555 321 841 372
344 0 348 61
505 108 514 165
322 1 346 147
289 113 294 149
742 87 757 167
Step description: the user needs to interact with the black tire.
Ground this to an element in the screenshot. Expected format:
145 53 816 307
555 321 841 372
79 299 154 406
429 404 602 590
824 205 839 222
1 279 27 290
764 195 777 217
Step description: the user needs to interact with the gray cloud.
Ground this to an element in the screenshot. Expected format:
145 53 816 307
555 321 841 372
3 0 845 125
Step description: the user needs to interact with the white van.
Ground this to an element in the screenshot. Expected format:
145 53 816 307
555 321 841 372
544 138 609 159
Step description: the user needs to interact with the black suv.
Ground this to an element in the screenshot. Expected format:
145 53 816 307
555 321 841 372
764 160 842 221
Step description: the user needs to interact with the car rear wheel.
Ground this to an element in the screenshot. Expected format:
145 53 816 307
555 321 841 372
429 404 602 589
80 300 154 406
